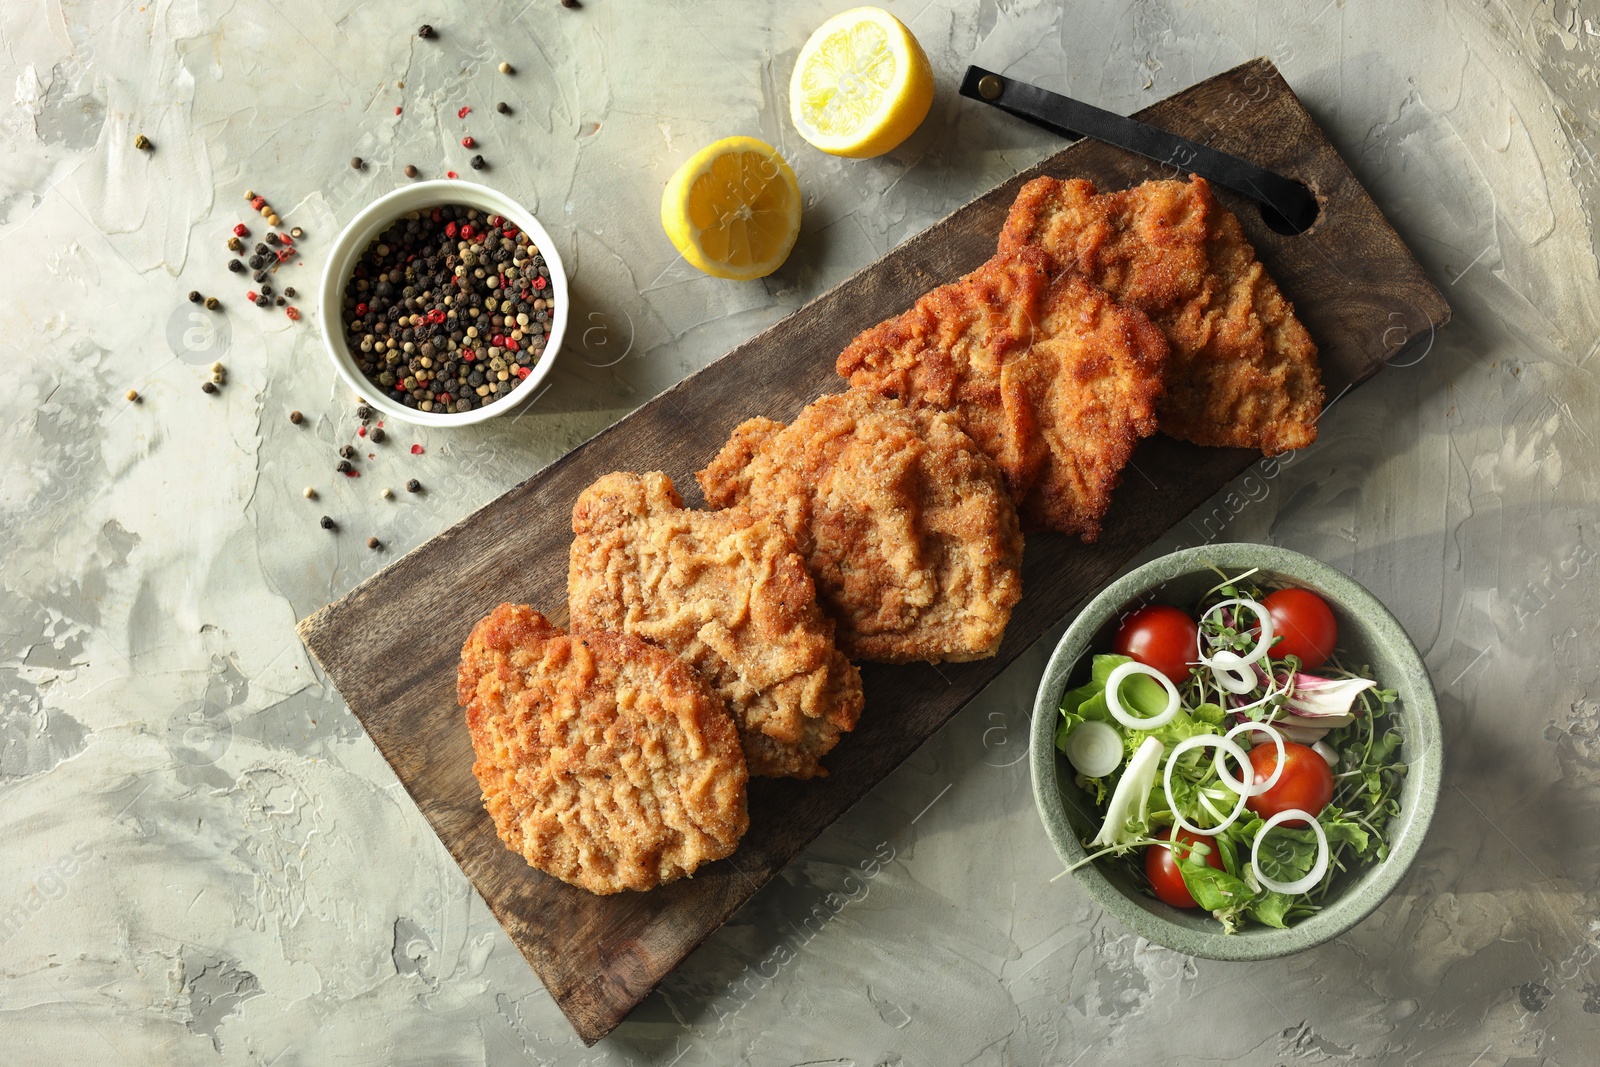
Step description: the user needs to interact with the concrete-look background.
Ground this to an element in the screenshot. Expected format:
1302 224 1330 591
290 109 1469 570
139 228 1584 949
3 0 1597 1063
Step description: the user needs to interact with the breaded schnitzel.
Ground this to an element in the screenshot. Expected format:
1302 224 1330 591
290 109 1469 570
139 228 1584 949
837 249 1169 540
697 389 1023 663
568 471 863 779
458 604 748 895
998 174 1322 454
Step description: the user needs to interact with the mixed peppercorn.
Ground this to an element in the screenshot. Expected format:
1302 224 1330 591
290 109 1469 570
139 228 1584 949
342 205 554 413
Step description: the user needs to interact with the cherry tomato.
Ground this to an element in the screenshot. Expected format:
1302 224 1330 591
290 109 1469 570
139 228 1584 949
1113 604 1198 683
1245 741 1334 826
1262 587 1338 669
1145 830 1226 909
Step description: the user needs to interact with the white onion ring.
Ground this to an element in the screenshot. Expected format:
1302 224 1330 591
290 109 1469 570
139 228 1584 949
1216 721 1286 797
1197 598 1276 667
1064 720 1123 778
1163 734 1252 837
1104 661 1180 731
1208 650 1258 695
1251 808 1330 895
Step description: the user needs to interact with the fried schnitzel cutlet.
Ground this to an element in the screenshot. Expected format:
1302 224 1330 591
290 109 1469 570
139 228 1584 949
998 174 1323 454
458 604 748 895
568 471 863 779
697 389 1023 663
836 249 1169 540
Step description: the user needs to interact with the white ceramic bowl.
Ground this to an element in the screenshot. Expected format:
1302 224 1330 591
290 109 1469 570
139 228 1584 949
317 180 568 427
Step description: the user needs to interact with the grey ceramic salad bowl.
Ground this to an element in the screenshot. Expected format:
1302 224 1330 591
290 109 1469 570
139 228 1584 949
1029 543 1442 959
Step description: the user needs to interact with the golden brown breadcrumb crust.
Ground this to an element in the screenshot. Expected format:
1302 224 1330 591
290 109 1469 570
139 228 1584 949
458 604 748 895
836 249 1169 540
998 174 1323 455
568 471 863 779
698 389 1024 663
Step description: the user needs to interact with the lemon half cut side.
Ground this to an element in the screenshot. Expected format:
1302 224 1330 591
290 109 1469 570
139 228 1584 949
790 7 935 159
660 136 802 281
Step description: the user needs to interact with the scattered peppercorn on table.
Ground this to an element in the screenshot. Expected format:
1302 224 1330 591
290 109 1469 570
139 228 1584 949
3 2 1593 1065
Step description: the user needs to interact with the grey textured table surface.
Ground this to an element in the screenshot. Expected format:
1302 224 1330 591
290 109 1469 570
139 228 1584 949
3 1 1597 1063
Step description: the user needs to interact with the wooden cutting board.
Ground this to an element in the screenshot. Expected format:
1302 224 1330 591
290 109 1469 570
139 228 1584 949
298 57 1448 1045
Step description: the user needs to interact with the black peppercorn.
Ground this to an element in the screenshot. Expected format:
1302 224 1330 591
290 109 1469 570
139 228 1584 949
339 445 356 459
336 459 353 473
202 381 218 394
496 101 511 114
320 515 335 530
284 287 296 298
370 427 386 443
470 154 486 170
187 290 202 303
253 269 269 283
356 403 372 420
351 156 364 170
255 243 270 255
227 259 244 273
266 232 281 246
255 293 270 307
417 23 434 38
289 410 304 424
406 479 421 493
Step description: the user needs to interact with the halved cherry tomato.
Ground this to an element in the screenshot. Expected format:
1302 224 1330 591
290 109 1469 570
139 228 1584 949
1145 830 1226 909
1245 741 1334 826
1113 604 1198 684
1262 587 1338 669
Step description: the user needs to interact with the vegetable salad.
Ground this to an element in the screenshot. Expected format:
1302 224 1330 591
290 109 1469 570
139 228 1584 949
1055 569 1407 932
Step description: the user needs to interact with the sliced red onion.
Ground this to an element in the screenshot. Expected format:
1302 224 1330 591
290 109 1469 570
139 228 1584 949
1251 808 1329 895
1105 661 1180 731
1164 734 1252 837
1285 673 1376 718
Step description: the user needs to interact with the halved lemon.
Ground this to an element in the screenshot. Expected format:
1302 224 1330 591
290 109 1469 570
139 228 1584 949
789 7 934 159
660 136 802 281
